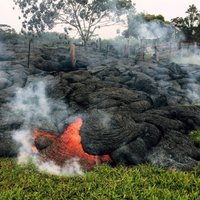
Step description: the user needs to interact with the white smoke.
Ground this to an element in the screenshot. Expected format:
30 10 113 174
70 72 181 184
125 13 200 104
172 44 200 65
187 87 200 104
106 13 182 58
12 81 50 124
10 81 83 176
36 158 83 176
171 44 200 103
137 21 169 40
126 13 179 41
12 129 33 164
99 110 111 129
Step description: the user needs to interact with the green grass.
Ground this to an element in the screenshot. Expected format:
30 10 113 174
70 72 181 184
0 158 200 200
189 130 200 147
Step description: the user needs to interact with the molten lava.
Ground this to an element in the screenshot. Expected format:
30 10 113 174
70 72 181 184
32 118 111 170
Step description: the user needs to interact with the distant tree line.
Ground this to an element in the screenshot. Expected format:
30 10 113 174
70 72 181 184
171 4 200 43
11 1 200 45
0 24 18 42
13 0 134 46
123 13 167 39
123 4 200 43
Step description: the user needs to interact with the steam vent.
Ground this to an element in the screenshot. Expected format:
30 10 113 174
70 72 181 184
0 39 200 171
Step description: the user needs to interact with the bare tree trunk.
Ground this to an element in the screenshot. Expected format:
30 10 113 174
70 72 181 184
99 38 102 51
27 39 32 68
106 44 109 58
83 39 88 50
70 43 76 68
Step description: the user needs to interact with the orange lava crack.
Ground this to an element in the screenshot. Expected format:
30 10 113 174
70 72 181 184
32 118 111 170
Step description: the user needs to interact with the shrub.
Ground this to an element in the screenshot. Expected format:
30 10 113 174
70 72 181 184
189 130 200 147
0 24 19 43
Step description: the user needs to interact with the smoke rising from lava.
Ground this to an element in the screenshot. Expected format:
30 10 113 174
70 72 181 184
172 44 200 65
10 81 84 176
110 13 182 58
117 13 200 104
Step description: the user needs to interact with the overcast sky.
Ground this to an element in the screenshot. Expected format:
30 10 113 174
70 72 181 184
1 0 200 38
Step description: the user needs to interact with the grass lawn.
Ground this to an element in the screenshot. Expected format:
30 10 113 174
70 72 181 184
0 158 200 200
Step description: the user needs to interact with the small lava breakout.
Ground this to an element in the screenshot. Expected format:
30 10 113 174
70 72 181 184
32 118 111 171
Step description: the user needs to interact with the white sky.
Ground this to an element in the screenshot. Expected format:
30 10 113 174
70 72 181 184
135 0 200 21
0 0 200 38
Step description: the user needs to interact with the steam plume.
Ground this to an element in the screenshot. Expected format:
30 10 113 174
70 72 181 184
10 81 83 176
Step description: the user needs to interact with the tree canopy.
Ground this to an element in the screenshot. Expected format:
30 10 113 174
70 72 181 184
13 0 134 45
0 24 16 34
143 14 165 22
123 12 169 40
171 4 200 42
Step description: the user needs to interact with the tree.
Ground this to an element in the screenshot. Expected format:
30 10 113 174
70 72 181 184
13 0 134 45
0 24 17 43
171 4 200 42
13 0 54 68
0 24 16 34
143 14 165 22
123 13 167 39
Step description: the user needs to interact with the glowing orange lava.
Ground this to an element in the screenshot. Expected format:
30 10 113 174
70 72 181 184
32 118 111 170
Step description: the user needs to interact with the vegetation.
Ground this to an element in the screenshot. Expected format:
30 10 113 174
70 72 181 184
32 32 69 46
171 4 200 42
0 158 200 199
0 24 18 43
13 0 133 46
123 12 172 40
189 130 200 147
142 14 165 22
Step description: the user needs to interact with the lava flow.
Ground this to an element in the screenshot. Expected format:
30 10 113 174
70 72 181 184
32 118 111 171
